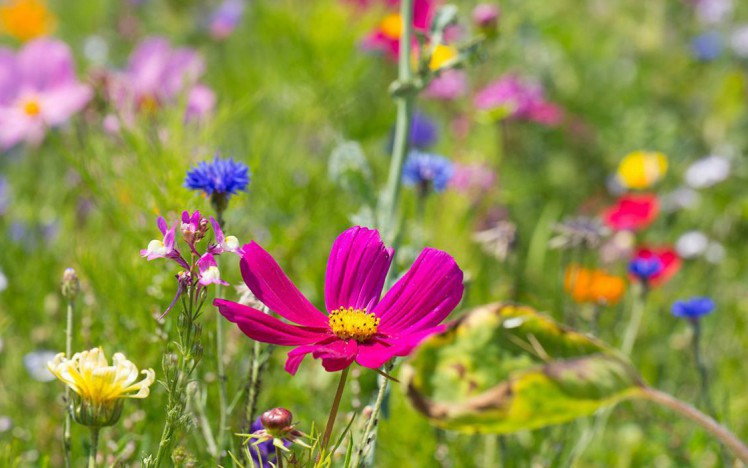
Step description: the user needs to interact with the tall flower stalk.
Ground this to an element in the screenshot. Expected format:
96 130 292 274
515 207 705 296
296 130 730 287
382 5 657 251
60 268 79 468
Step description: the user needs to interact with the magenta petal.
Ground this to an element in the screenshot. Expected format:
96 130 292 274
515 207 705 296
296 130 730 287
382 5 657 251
312 339 358 372
375 248 463 335
240 242 330 328
214 299 326 346
285 344 321 375
324 226 393 313
355 338 395 369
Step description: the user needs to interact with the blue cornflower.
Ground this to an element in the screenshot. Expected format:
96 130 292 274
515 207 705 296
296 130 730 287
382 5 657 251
409 111 438 150
691 31 723 61
672 297 715 320
402 150 454 193
185 156 250 197
628 256 663 282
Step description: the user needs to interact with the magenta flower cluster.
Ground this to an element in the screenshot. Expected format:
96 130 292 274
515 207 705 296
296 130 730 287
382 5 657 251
141 210 240 317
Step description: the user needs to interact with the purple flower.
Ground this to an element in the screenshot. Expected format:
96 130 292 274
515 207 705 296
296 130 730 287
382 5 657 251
472 4 500 29
140 216 189 268
424 70 467 101
185 156 250 197
209 216 241 256
208 0 245 40
0 39 92 150
402 151 454 193
474 74 563 126
106 37 215 126
672 297 715 320
409 112 438 149
214 226 464 374
692 31 723 61
198 253 228 287
628 256 663 282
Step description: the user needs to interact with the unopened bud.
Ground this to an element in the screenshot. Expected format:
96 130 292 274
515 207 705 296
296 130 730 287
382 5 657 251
261 407 293 435
61 268 80 300
473 4 500 35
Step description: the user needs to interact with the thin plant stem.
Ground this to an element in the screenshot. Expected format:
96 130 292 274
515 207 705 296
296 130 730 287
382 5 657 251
243 339 264 430
275 444 284 468
643 387 748 464
691 320 718 418
621 284 648 355
188 386 219 457
214 256 228 458
88 427 100 468
353 361 393 466
321 367 350 454
63 299 74 468
379 0 416 242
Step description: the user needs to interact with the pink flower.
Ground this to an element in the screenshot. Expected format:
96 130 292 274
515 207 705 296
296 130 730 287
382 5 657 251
449 163 496 192
424 70 467 101
106 37 215 127
214 226 464 374
198 253 228 287
0 39 92 150
602 194 659 231
474 74 564 126
207 0 244 40
630 247 681 287
208 216 241 256
140 216 189 269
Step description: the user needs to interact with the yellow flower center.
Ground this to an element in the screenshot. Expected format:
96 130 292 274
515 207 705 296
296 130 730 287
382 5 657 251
0 0 56 42
429 44 458 71
328 307 380 342
138 95 159 114
23 99 40 116
379 13 402 40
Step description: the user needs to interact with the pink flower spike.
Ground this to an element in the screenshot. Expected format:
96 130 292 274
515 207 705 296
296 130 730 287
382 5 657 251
214 226 464 375
198 253 228 287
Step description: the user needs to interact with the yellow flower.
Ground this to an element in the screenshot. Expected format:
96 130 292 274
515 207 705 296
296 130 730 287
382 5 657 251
48 347 155 426
429 44 457 71
0 0 56 42
616 150 668 190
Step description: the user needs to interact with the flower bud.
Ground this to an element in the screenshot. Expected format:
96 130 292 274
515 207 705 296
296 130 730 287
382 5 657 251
61 268 80 300
472 4 500 36
260 407 293 436
71 393 124 427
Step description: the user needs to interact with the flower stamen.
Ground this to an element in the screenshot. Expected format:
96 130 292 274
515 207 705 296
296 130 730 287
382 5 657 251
328 307 379 342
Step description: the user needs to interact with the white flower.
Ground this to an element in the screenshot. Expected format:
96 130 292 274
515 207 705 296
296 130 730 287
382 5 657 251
676 231 710 259
730 25 748 57
685 155 731 189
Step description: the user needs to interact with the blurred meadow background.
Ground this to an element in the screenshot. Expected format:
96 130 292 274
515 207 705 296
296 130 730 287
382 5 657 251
2 0 748 466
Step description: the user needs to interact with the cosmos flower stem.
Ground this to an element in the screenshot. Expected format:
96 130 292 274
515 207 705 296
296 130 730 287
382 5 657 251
320 367 350 455
643 387 748 464
88 426 100 468
379 0 416 243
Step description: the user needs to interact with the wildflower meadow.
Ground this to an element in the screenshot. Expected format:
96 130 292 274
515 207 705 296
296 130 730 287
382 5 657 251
3 0 748 466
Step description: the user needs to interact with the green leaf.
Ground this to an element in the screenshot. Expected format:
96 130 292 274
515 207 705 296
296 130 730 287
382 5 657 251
402 303 645 433
429 5 459 45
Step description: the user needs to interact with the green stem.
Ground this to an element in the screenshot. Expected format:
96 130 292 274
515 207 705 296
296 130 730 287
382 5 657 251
643 387 748 464
63 300 74 468
275 444 284 468
379 0 416 242
214 257 228 458
691 320 718 418
621 284 648 355
353 362 393 466
88 427 100 468
244 340 264 430
320 367 350 454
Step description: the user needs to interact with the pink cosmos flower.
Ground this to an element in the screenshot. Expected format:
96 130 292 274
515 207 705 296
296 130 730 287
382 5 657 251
106 37 215 127
215 226 464 374
602 194 659 231
361 0 437 60
449 163 496 192
474 74 564 126
0 38 92 150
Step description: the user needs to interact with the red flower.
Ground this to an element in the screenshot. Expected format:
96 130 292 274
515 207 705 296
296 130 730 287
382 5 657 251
602 194 659 231
629 247 680 286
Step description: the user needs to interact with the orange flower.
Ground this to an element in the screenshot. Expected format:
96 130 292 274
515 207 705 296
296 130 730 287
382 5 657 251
0 0 55 42
564 265 626 305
